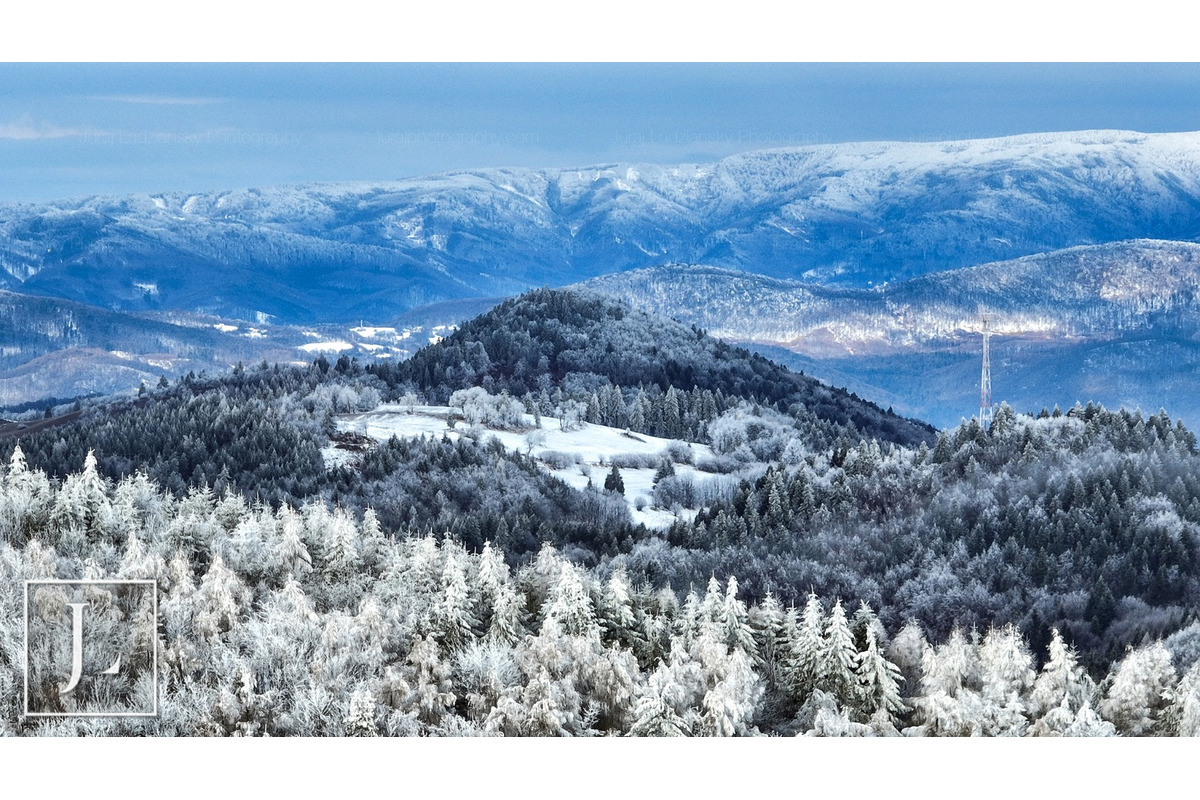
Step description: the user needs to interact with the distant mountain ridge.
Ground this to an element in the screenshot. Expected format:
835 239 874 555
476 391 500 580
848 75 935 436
578 240 1200 426
5 130 1200 323
0 289 444 409
580 240 1200 353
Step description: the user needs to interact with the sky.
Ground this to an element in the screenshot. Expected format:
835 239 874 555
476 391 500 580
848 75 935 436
6 62 1200 203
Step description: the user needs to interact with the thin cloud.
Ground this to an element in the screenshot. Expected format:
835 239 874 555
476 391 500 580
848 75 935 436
92 94 225 106
0 114 101 140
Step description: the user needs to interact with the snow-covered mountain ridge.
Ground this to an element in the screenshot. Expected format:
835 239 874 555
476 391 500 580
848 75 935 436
578 241 1200 427
580 240 1200 355
5 130 1200 323
0 289 452 409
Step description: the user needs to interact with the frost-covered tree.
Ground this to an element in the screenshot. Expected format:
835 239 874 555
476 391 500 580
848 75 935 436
700 645 762 737
1028 629 1097 735
1101 642 1177 736
274 506 312 579
401 633 456 727
344 686 379 737
630 660 694 737
434 543 479 653
1162 659 1200 737
819 599 859 707
720 576 758 659
786 593 825 704
598 566 642 652
542 562 596 637
751 592 787 700
911 628 984 736
977 625 1035 736
855 621 906 725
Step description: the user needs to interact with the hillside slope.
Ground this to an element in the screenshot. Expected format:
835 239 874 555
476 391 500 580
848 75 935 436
379 288 935 447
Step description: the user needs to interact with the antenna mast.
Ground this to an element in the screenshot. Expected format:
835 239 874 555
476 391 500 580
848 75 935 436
979 313 994 427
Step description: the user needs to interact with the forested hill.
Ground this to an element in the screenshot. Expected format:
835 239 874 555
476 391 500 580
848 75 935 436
375 289 935 449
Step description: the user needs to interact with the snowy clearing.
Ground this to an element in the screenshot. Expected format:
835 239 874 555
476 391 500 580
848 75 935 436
299 341 354 354
350 326 397 338
333 404 723 529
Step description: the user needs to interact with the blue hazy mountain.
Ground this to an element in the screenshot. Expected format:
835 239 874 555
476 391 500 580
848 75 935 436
0 290 437 409
578 240 1200 427
4 130 1200 324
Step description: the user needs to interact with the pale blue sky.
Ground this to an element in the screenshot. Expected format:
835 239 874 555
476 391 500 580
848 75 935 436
4 63 1200 203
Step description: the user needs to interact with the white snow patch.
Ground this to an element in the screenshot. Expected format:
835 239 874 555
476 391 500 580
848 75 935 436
336 405 720 529
134 282 159 296
213 323 239 333
299 341 354 354
320 446 359 469
242 328 267 339
351 326 397 338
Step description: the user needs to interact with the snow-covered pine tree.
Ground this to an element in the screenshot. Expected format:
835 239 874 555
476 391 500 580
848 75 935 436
977 624 1035 736
274 506 312 579
1162 659 1200 737
403 633 456 727
751 592 787 696
434 543 480 653
720 576 758 660
344 686 379 736
699 645 763 737
855 621 906 725
542 562 596 637
1100 641 1177 736
819 599 860 709
598 566 643 652
1028 628 1097 735
630 662 693 736
911 628 984 736
787 593 826 704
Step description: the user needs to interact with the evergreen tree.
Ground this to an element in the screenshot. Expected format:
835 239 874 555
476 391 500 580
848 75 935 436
819 600 860 707
630 662 693 737
434 544 480 652
1100 642 1177 736
720 576 758 659
912 628 984 736
787 593 825 703
1163 660 1200 737
1028 628 1096 734
977 624 1035 736
344 687 379 736
855 622 906 724
543 563 596 637
603 465 625 495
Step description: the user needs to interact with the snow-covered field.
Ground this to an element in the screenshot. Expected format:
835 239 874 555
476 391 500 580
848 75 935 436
331 404 722 529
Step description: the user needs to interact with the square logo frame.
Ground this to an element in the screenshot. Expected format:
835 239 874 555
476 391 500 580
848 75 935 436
23 579 159 718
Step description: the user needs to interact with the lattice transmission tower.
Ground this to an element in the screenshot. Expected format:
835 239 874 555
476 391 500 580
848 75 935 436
979 313 994 427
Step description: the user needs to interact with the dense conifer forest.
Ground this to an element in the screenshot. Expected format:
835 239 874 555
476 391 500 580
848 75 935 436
3 289 1198 735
